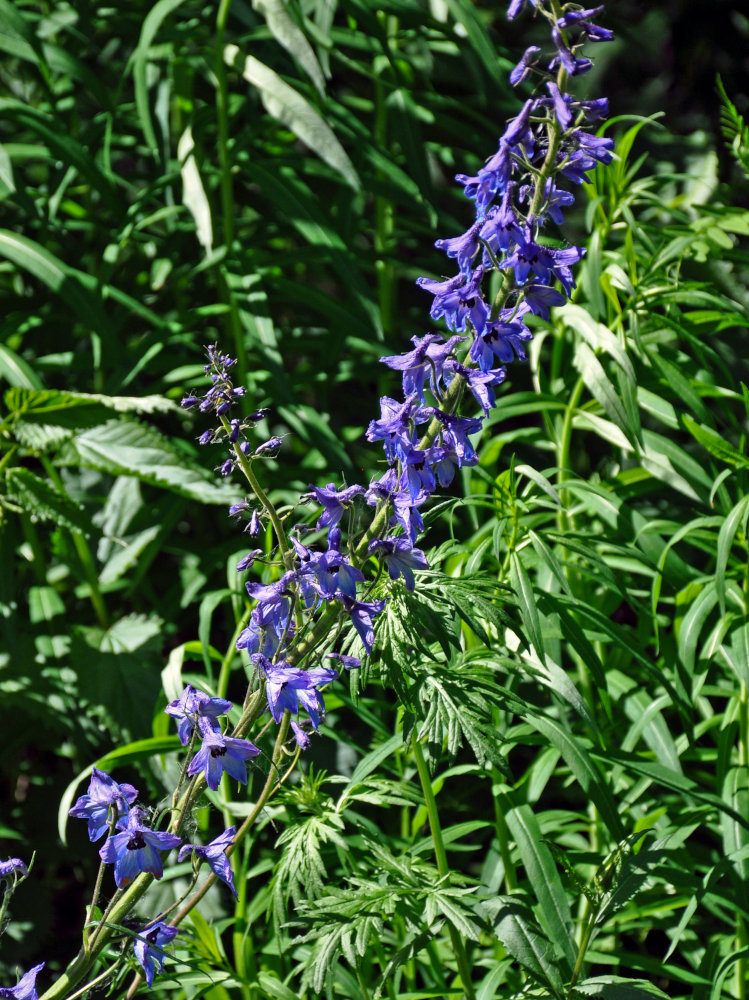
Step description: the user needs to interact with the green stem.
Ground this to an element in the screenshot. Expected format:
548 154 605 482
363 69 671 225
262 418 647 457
412 736 476 1000
737 682 749 1000
567 909 596 992
224 419 293 567
491 772 517 893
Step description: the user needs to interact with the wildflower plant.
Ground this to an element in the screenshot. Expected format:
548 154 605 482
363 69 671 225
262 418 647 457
2 0 748 998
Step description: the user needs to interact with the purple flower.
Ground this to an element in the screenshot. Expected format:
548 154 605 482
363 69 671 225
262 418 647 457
69 769 139 842
179 827 237 898
0 858 28 880
479 185 523 257
237 549 263 572
0 964 44 1000
399 442 445 501
290 720 312 749
507 0 540 19
187 723 260 790
165 685 233 747
546 80 573 130
366 395 424 463
557 6 614 42
133 923 180 988
434 218 483 276
470 315 533 370
304 482 365 531
246 571 299 630
522 282 566 319
325 652 362 670
304 526 365 600
501 227 584 294
263 661 338 728
368 538 429 592
236 609 289 659
99 808 181 888
509 45 541 86
341 597 387 654
380 334 464 402
443 360 506 417
419 268 489 335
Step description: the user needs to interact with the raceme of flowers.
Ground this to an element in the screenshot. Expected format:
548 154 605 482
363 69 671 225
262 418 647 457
183 1 614 736
9 2 613 995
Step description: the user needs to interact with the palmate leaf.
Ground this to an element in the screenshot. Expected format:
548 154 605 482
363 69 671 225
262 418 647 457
295 843 484 995
406 652 517 769
271 796 347 927
716 74 749 176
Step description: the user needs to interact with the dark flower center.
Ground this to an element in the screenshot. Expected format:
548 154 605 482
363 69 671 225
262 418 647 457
127 832 146 851
210 746 227 758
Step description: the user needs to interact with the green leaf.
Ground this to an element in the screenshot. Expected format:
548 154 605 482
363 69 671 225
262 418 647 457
0 344 43 389
504 803 576 971
576 975 671 999
131 0 190 154
493 899 565 996
0 229 108 334
0 100 117 204
57 419 241 505
682 414 749 468
178 125 213 253
225 44 360 190
6 467 91 534
526 713 623 840
253 0 326 96
716 493 749 615
338 733 403 807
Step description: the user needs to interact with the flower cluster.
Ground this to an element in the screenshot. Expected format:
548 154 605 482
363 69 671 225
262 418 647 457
65 687 252 987
223 0 612 709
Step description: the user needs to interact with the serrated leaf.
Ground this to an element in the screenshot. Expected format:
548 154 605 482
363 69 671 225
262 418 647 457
494 901 565 996
57 418 241 505
6 467 91 534
6 386 179 422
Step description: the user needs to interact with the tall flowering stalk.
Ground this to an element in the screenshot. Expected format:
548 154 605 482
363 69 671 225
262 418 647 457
24 3 614 998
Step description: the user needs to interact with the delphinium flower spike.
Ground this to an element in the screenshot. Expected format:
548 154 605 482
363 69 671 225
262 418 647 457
183 0 613 755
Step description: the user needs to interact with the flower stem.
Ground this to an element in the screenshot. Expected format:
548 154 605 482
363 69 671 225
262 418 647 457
411 736 476 1000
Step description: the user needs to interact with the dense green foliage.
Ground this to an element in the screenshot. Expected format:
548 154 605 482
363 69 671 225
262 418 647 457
1 1 749 999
